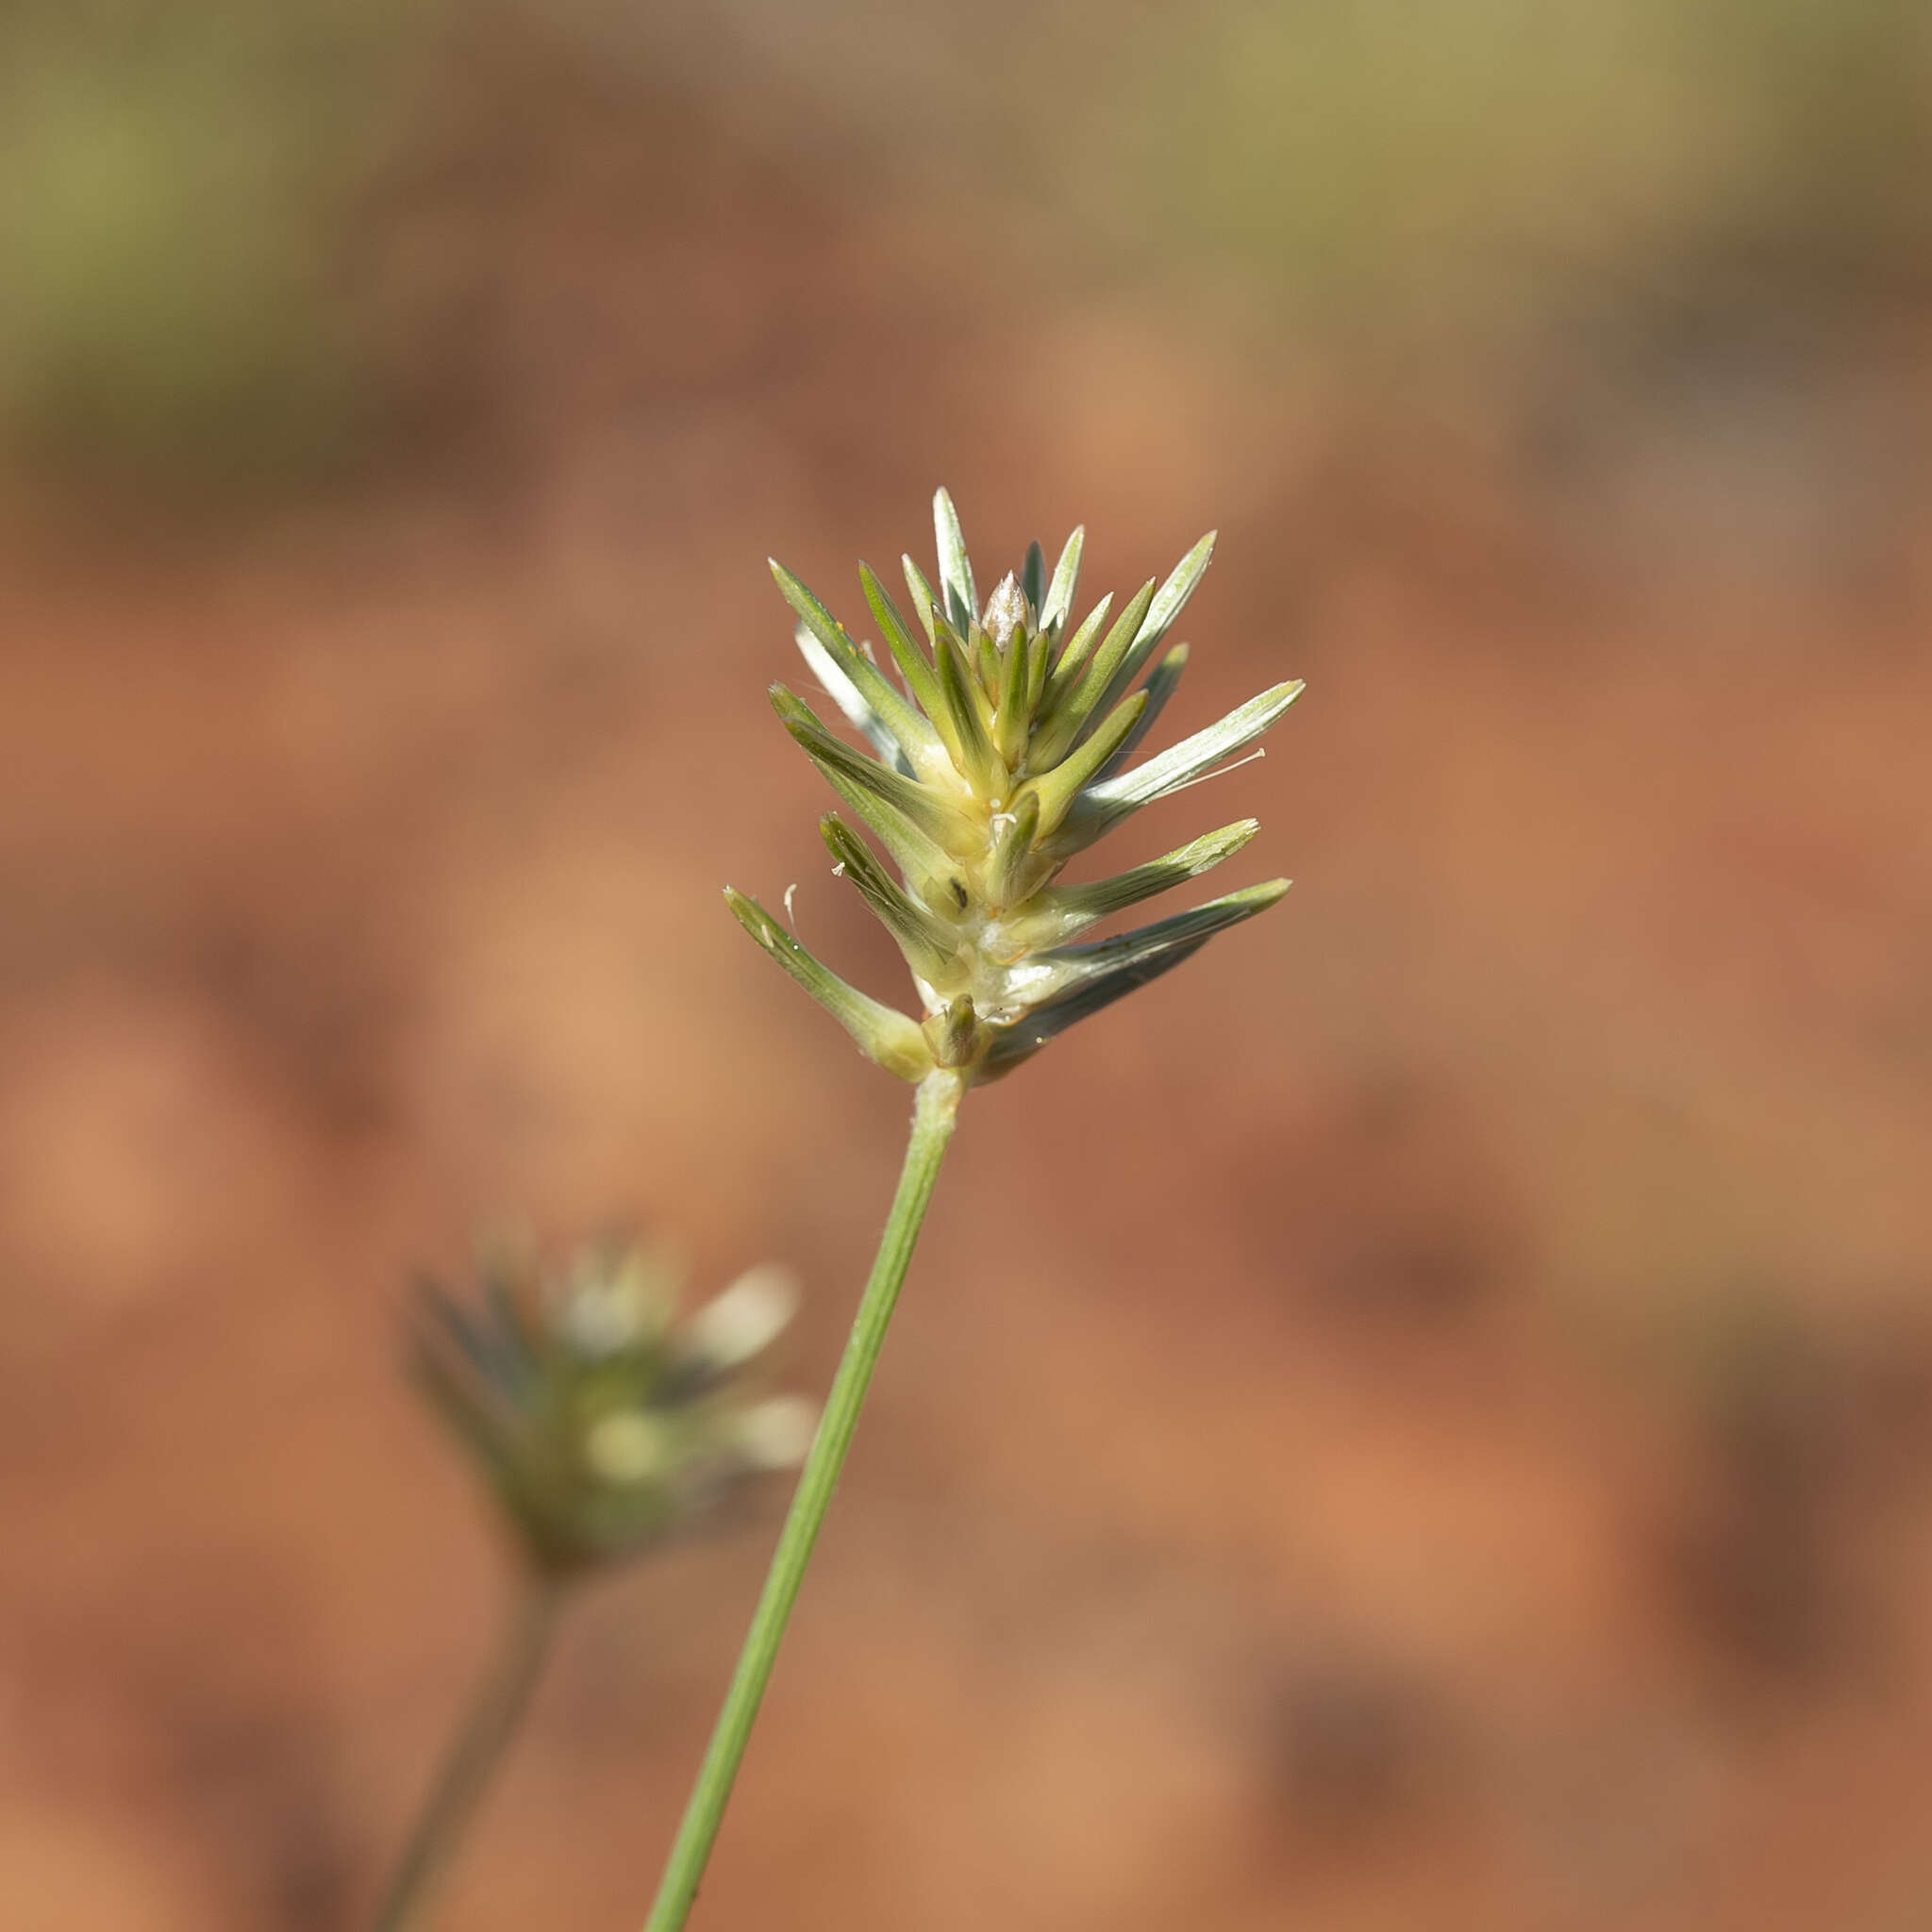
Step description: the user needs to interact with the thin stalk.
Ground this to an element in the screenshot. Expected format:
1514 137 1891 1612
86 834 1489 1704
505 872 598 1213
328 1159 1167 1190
644 1067 967 1932
374 1570 561 1932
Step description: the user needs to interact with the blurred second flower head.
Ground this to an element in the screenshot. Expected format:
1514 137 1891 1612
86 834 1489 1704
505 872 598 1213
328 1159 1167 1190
411 1239 816 1576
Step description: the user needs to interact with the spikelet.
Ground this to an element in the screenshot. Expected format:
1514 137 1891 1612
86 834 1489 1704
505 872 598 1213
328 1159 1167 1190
411 1239 814 1575
728 489 1301 1082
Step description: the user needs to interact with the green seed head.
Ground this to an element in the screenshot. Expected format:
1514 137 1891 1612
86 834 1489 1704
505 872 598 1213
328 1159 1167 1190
730 488 1301 1082
410 1238 815 1576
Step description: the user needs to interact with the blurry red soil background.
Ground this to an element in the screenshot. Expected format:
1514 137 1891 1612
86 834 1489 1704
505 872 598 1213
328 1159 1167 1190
4 6 1932 1928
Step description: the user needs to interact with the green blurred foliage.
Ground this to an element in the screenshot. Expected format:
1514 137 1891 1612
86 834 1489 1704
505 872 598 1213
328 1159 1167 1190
599 0 1932 336
1682 0 1932 279
5 0 1926 488
1067 0 1714 331
0 0 436 488
1053 0 1932 333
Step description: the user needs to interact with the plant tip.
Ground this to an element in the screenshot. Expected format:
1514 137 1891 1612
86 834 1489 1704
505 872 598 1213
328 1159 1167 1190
732 491 1299 1082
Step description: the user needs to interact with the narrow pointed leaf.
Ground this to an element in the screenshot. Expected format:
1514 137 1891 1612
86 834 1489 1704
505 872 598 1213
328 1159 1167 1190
901 555 940 645
772 561 937 767
973 625 1002 696
413 1280 528 1395
820 814 956 979
409 1340 526 1470
1027 819 1259 936
1041 525 1084 632
1142 531 1215 650
772 684 968 851
1033 577 1157 762
1021 541 1046 615
1097 641 1187 779
860 560 966 773
858 562 940 694
793 623 914 775
934 630 1000 791
1059 679 1303 848
1017 878 1289 1008
1024 625 1051 717
724 887 933 1081
1079 531 1218 740
995 615 1031 768
984 789 1041 909
1042 589 1112 693
978 938 1211 1079
818 766 955 892
934 488 978 635
475 1251 544 1373
1024 688 1147 837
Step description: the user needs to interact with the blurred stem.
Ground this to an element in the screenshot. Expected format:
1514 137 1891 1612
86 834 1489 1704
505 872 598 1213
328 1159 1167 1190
374 1569 561 1932
644 1066 967 1932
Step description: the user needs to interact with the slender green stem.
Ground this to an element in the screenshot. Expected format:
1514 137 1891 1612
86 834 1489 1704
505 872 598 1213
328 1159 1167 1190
644 1067 967 1932
374 1569 561 1932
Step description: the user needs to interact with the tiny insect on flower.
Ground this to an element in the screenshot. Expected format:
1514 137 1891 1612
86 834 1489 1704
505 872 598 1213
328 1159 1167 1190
726 488 1300 1081
410 1238 816 1577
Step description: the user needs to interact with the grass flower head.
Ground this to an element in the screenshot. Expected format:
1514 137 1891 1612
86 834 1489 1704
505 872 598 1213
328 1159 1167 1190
412 1240 814 1577
728 488 1300 1081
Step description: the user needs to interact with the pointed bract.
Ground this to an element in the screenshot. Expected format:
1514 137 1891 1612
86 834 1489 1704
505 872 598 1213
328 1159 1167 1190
932 629 1001 795
820 814 957 982
1098 641 1188 779
933 488 977 636
792 623 914 776
1019 879 1290 1008
1046 589 1113 690
773 560 937 771
1024 688 1147 839
1058 679 1305 852
724 887 934 1081
1021 541 1046 617
901 555 941 645
816 764 955 890
1032 577 1158 766
1023 819 1259 939
771 684 973 854
1086 529 1215 726
1041 525 1085 632
985 790 1041 910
